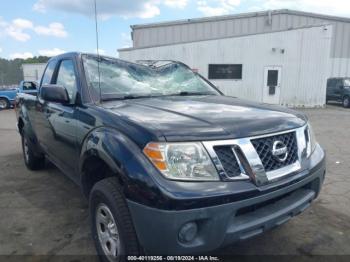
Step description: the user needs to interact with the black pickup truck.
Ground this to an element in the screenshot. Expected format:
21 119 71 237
16 52 326 260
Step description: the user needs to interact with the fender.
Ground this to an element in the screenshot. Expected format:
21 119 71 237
0 95 12 100
79 127 168 207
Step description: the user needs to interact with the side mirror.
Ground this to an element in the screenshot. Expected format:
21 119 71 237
41 84 69 104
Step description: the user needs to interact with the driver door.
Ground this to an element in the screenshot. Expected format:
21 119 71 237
45 59 80 176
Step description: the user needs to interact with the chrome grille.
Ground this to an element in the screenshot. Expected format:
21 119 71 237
250 131 298 172
213 146 241 177
203 126 305 185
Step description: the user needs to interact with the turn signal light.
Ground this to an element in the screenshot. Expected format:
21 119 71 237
143 143 167 171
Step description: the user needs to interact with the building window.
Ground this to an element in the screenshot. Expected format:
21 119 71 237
267 70 278 87
208 64 242 80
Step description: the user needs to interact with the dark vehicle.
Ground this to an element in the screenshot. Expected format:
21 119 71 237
0 81 38 109
16 53 326 260
326 77 350 108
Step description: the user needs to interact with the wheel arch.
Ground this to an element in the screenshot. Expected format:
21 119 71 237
0 96 10 101
80 154 124 198
18 117 24 135
17 105 44 156
79 127 143 198
79 126 165 206
17 106 33 136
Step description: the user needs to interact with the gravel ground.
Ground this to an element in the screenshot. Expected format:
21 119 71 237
0 105 349 261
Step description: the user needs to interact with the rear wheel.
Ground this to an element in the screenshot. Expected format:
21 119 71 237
21 133 45 170
343 96 350 108
90 177 141 261
0 98 9 110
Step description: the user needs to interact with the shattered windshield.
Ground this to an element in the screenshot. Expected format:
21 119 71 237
82 55 219 101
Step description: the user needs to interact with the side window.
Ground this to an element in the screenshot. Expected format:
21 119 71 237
267 70 278 87
41 61 56 86
22 81 37 91
55 60 77 104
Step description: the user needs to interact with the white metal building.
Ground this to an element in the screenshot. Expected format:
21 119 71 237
119 9 350 107
22 63 46 82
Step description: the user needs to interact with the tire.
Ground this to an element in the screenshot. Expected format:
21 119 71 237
90 177 141 261
0 98 9 110
21 132 45 170
343 96 350 108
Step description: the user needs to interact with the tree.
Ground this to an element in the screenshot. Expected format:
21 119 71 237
0 56 50 86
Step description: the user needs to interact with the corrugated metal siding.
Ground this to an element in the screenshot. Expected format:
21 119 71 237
330 58 350 77
121 25 332 107
132 12 350 59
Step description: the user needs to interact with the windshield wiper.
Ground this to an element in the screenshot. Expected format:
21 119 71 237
168 91 216 96
101 93 163 102
101 91 216 101
101 95 135 101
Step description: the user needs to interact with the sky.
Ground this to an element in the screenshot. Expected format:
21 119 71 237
0 0 349 59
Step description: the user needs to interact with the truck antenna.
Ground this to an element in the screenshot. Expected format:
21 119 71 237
93 0 102 103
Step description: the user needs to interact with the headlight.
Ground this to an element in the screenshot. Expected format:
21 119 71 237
143 142 219 181
305 122 317 157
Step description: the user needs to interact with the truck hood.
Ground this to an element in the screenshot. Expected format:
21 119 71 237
102 95 307 141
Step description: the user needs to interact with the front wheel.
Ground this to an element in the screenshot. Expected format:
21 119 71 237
0 98 9 110
343 96 350 108
90 177 141 261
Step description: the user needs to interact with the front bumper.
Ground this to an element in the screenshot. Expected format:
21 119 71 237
127 147 326 254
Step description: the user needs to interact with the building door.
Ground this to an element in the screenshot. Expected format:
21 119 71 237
263 66 282 104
